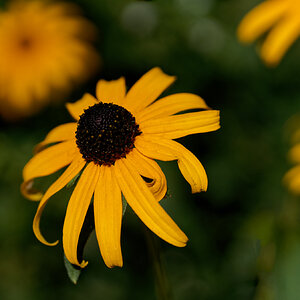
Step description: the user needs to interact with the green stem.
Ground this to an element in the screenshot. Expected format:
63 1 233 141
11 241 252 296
144 228 173 300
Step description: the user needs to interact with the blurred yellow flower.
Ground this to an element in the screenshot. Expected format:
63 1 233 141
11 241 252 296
0 0 100 120
21 67 220 268
237 0 300 66
284 128 300 194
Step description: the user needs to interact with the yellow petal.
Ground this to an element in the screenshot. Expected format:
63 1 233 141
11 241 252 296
114 157 188 247
288 144 300 163
34 122 77 153
66 93 98 120
22 140 77 201
283 165 300 194
126 149 167 201
63 162 100 268
94 166 123 268
261 16 300 66
237 0 287 43
140 110 220 139
33 154 86 246
135 135 208 193
137 93 210 122
125 67 176 114
291 129 300 144
96 77 126 106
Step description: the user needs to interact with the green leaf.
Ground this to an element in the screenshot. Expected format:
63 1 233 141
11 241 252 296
64 255 81 285
64 204 94 284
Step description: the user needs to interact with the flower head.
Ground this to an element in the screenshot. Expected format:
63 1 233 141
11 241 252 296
21 67 220 268
237 0 300 66
0 0 100 120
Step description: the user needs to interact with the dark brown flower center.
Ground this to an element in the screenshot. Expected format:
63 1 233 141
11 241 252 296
75 102 141 166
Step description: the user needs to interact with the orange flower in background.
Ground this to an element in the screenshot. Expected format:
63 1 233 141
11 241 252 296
237 0 300 66
0 0 100 120
21 68 220 268
284 128 300 194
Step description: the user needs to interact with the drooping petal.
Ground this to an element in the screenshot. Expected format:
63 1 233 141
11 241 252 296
261 16 300 66
66 93 97 120
34 122 77 153
114 157 188 247
126 149 167 201
124 67 176 114
135 135 208 193
94 166 123 268
237 0 287 43
139 110 220 139
137 93 209 122
22 140 78 201
96 77 126 106
63 162 100 268
33 154 86 246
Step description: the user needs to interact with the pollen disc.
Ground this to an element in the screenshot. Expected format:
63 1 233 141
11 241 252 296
76 102 141 166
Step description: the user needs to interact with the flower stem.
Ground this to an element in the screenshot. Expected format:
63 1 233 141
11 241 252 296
144 228 173 300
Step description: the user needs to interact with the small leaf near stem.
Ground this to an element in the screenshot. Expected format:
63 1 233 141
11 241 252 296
64 255 81 284
64 203 95 284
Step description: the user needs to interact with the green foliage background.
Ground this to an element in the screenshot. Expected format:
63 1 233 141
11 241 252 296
1 0 300 299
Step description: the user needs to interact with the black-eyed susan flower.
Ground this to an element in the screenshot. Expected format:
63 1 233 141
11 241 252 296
237 0 300 66
284 128 300 194
21 68 220 268
0 0 99 120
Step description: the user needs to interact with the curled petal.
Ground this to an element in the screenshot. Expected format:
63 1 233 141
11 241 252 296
126 149 167 201
63 163 100 268
114 157 188 247
21 140 77 201
33 154 86 246
135 135 208 193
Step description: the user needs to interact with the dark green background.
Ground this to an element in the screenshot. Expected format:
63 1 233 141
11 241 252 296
1 0 300 299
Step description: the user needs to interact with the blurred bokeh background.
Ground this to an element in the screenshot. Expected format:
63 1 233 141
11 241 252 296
1 0 300 299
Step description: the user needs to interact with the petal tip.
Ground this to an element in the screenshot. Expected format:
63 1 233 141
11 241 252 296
80 260 89 269
107 261 123 268
21 181 43 201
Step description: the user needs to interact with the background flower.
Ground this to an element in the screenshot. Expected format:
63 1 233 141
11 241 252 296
284 123 300 194
237 0 300 66
0 0 100 120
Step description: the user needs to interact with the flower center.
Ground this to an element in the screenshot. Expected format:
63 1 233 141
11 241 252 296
76 102 141 166
18 37 33 50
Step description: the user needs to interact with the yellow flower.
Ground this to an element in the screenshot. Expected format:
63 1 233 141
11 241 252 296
21 68 220 268
237 0 300 66
284 128 300 194
0 0 99 120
